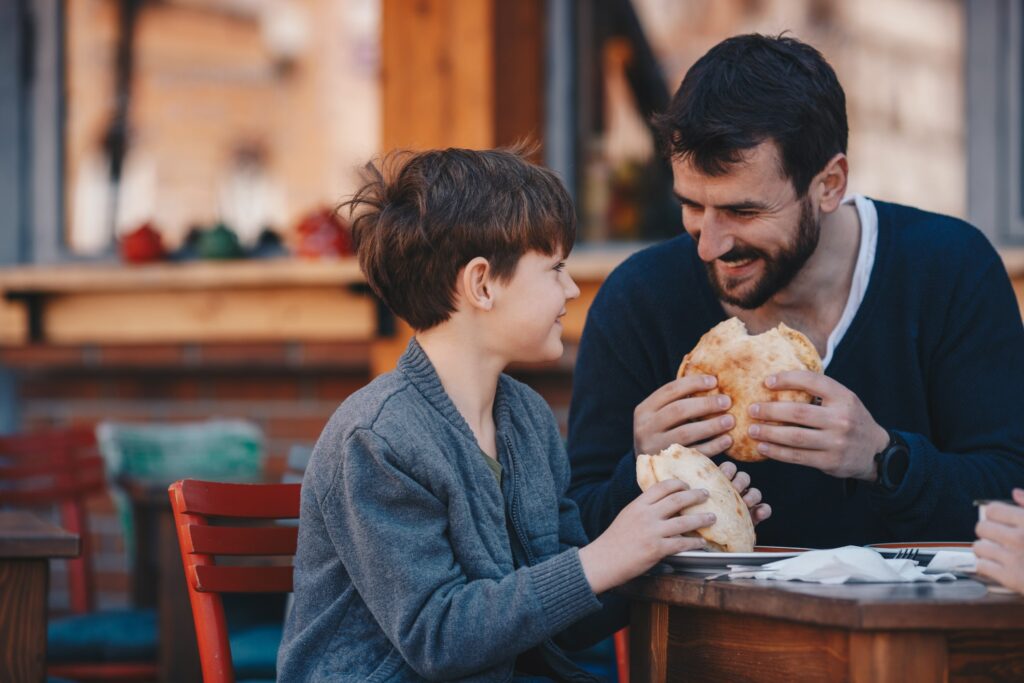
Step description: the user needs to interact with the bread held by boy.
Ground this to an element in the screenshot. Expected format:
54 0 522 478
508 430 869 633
677 317 823 462
636 444 755 553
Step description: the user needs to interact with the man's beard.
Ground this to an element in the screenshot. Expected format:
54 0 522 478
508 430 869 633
704 197 821 310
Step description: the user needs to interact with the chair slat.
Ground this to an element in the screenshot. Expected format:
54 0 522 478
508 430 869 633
0 455 106 480
186 525 298 556
2 481 106 505
178 480 301 518
0 473 107 505
0 458 107 505
0 427 96 455
192 565 293 593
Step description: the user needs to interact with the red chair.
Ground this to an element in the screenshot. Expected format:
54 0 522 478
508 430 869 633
0 427 158 681
168 477 628 683
169 479 300 683
613 627 629 683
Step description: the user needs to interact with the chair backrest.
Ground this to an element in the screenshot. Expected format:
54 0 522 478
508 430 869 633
168 479 301 683
0 427 105 613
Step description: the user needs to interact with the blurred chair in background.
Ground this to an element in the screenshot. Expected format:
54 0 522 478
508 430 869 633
168 479 300 683
0 427 158 681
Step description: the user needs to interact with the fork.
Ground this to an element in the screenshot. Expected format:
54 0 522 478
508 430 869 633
891 548 920 562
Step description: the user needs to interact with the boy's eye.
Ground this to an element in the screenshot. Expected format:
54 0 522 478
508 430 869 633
554 262 566 272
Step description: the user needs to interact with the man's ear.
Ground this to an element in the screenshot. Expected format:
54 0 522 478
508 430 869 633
814 153 848 214
459 256 494 312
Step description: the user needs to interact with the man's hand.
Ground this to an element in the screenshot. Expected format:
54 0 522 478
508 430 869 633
578 479 714 594
717 460 772 526
974 488 1024 595
746 370 889 481
633 375 734 457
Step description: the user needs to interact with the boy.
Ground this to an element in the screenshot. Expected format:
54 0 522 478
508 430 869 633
277 148 769 682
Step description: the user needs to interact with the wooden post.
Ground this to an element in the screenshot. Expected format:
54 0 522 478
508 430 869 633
372 0 545 375
630 601 669 683
849 631 948 683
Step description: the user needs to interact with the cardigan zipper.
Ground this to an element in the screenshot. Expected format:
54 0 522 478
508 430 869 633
503 433 537 565
503 434 598 683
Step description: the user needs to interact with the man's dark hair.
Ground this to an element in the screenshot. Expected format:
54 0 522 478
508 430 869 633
653 33 848 196
343 147 576 331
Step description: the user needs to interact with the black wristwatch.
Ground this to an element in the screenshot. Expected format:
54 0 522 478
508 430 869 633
874 430 910 491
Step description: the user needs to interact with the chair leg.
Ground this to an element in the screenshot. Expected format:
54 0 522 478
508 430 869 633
613 626 629 683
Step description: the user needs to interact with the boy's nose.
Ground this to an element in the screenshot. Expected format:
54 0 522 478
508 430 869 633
564 273 581 300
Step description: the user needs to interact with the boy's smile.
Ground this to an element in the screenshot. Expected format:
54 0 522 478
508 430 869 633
490 249 580 363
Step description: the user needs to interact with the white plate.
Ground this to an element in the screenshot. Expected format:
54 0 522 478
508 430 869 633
663 546 809 571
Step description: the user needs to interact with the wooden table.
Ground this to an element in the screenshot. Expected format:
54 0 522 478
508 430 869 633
0 510 79 682
620 570 1024 682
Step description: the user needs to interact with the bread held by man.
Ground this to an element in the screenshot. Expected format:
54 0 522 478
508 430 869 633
678 317 822 462
637 443 755 553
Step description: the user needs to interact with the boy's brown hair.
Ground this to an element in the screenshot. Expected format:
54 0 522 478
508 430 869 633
342 147 576 330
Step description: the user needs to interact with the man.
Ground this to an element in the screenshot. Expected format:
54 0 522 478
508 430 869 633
567 34 1024 549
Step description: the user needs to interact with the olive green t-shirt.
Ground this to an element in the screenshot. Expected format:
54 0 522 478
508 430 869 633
480 449 503 485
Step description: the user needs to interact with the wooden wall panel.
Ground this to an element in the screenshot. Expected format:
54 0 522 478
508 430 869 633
494 0 544 151
42 288 375 344
375 0 546 375
381 0 495 151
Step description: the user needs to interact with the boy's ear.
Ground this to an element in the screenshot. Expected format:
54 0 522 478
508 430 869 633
459 256 494 311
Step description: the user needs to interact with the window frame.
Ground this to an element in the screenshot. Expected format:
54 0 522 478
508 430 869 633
967 0 1024 245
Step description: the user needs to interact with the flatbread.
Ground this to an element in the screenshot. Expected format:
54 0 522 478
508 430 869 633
636 444 755 553
678 317 822 462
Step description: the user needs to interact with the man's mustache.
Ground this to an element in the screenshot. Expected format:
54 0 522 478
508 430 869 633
715 246 767 264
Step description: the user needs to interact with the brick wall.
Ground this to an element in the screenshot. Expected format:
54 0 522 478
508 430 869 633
3 341 573 610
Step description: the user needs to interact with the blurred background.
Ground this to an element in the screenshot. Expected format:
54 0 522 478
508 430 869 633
0 1 1021 680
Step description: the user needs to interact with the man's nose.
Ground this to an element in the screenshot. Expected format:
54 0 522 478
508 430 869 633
695 215 734 262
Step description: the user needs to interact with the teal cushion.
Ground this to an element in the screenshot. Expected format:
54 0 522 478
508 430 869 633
230 623 282 679
47 609 157 662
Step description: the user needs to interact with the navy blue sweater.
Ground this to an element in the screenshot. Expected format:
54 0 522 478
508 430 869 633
567 200 1024 548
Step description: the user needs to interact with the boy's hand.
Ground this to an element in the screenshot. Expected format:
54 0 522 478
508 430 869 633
633 375 733 458
717 460 772 526
578 479 714 594
974 488 1024 595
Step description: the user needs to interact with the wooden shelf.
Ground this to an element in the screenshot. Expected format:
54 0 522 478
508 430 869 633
0 248 637 348
0 258 376 346
0 247 637 294
0 257 366 293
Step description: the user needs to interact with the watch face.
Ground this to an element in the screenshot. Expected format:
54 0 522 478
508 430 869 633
885 446 910 489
